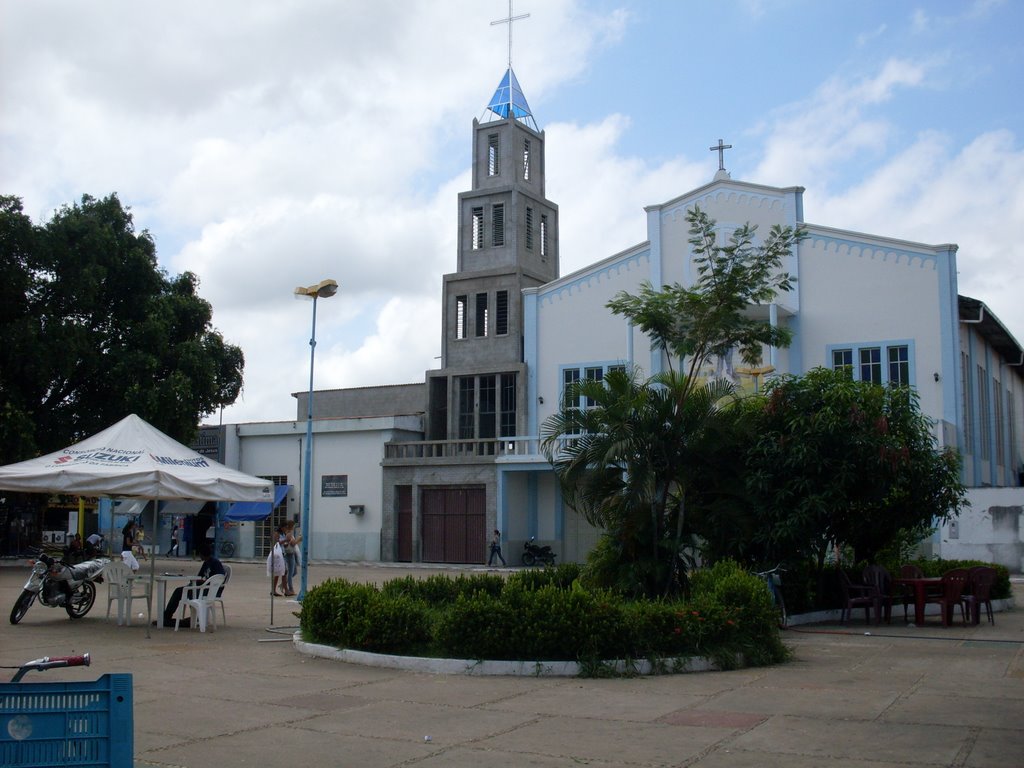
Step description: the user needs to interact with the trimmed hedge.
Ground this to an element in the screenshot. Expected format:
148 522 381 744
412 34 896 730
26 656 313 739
299 560 788 673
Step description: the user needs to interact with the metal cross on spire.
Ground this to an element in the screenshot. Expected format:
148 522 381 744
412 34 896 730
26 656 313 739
709 138 733 171
491 0 530 71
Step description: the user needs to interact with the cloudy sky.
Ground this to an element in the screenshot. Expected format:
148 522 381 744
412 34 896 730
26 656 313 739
3 0 1022 424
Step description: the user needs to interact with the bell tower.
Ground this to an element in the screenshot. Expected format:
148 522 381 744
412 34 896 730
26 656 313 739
425 65 559 441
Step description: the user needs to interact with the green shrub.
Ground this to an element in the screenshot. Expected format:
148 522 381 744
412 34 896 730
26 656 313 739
434 591 517 659
299 579 377 646
506 562 582 592
300 579 431 654
380 573 505 602
303 564 788 674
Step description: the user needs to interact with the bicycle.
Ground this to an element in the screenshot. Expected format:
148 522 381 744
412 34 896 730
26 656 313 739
754 564 788 628
219 539 235 558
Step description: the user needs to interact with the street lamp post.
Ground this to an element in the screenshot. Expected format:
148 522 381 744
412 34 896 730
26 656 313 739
294 278 338 601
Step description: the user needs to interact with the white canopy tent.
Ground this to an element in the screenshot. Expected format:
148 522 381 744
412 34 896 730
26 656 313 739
0 414 273 634
0 414 272 502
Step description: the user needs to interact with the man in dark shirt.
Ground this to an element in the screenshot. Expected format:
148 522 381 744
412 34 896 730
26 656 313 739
158 542 225 628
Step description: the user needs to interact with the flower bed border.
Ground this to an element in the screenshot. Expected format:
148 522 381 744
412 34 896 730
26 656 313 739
293 632 721 677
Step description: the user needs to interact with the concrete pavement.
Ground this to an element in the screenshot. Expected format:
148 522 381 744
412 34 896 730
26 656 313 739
1 559 1022 767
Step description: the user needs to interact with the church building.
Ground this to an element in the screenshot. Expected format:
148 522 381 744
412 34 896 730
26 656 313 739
207 64 1024 572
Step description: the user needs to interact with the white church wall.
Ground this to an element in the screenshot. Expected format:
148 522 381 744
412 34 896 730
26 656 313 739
938 487 1024 572
532 247 651 429
795 230 946 416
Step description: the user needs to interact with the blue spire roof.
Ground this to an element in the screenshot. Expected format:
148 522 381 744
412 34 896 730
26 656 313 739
484 68 538 130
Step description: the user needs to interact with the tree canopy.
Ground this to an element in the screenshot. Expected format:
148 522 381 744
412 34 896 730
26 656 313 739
736 367 967 569
543 206 805 596
0 193 245 464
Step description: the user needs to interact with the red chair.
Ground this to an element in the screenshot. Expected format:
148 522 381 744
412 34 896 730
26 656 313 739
862 565 901 623
837 569 880 625
962 567 996 625
924 568 969 626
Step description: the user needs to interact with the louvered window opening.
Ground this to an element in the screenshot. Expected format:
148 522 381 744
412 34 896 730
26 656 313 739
476 292 488 337
455 295 467 340
471 207 484 250
495 290 509 336
488 134 499 176
492 204 505 247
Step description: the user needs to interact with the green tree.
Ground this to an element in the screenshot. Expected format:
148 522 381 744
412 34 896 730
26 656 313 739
0 193 245 462
0 196 40 462
742 367 967 570
542 368 735 596
542 207 805 596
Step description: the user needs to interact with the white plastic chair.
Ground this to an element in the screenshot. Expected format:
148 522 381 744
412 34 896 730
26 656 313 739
176 573 225 633
210 565 231 626
104 560 152 626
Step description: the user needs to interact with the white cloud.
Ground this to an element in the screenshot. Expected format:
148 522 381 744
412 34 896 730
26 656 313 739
753 55 1024 339
754 59 929 189
547 115 707 276
4 1 1022 426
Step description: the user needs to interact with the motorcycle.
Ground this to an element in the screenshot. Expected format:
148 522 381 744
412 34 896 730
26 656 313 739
10 550 110 625
521 536 556 567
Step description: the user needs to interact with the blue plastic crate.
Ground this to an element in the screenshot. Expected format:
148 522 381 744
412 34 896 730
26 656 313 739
0 673 133 767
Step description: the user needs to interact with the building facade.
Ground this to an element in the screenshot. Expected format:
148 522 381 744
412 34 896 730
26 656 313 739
211 68 1024 571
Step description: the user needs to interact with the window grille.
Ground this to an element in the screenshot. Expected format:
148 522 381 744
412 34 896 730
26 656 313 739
523 138 531 180
488 134 499 176
471 207 483 250
832 349 853 377
496 290 509 336
458 377 475 439
500 373 517 436
455 295 467 340
479 375 496 439
887 345 909 386
475 292 488 337
859 347 882 385
492 204 505 247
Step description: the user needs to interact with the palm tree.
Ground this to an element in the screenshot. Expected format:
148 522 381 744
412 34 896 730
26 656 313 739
541 367 736 597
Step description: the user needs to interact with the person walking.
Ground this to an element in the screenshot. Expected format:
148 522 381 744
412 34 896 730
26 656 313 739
488 529 506 567
267 530 286 596
120 520 140 571
281 520 300 596
168 525 180 558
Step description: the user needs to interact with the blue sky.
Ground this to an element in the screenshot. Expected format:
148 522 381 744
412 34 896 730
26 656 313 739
2 0 1022 423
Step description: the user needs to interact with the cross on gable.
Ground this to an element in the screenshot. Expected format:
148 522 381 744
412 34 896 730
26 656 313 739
709 138 733 171
491 0 530 70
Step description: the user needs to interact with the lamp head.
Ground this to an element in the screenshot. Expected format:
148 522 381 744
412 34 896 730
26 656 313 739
294 278 339 300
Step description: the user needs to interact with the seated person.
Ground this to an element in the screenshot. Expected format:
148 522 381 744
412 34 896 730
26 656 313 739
64 533 84 562
158 542 225 628
85 532 105 557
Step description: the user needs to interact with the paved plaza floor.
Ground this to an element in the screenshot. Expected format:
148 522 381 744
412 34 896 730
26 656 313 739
1 559 1022 767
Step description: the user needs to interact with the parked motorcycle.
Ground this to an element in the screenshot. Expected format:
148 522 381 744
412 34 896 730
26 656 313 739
10 550 110 624
521 537 556 567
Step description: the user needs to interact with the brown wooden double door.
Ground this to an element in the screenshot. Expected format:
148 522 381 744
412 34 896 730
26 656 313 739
420 487 486 564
